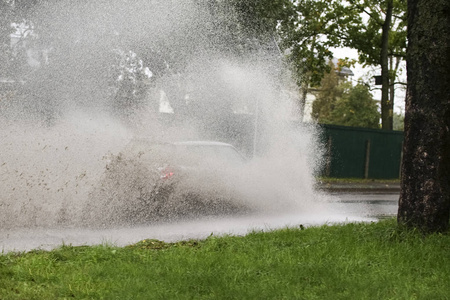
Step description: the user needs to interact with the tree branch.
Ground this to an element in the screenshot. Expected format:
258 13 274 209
391 81 407 86
389 52 406 59
363 9 384 26
392 14 407 22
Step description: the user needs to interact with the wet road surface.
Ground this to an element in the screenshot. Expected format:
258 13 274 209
330 192 399 219
1 192 399 253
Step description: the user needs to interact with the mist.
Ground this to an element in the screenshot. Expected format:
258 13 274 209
0 0 328 231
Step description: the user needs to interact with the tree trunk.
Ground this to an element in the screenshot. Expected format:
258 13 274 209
298 81 308 122
397 0 450 232
380 0 393 130
389 56 401 122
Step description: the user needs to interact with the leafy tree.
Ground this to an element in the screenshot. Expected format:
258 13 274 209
207 0 293 47
271 0 407 127
278 0 344 120
311 62 345 123
328 83 380 128
337 0 407 130
205 0 358 120
398 0 450 232
312 62 380 129
267 0 407 125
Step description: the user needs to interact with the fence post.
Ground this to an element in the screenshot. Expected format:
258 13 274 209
364 139 371 179
326 136 332 177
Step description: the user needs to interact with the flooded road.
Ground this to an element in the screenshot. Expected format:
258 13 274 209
0 192 399 253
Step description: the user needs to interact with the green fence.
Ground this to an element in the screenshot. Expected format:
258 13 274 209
320 124 404 179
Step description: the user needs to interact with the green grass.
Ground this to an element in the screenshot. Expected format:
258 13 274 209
1 219 449 299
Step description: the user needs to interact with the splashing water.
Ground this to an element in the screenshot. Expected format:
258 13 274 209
0 1 360 251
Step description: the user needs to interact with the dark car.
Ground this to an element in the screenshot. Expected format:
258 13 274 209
85 140 249 226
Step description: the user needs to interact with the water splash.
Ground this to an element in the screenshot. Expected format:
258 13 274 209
0 1 328 231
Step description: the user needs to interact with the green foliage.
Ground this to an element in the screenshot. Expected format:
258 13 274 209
228 0 294 38
255 0 405 123
312 64 380 129
279 0 341 87
341 0 407 66
274 0 406 124
336 0 407 129
312 62 346 123
328 83 380 128
1 220 449 299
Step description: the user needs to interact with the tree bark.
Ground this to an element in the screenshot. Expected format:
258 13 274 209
398 0 450 232
389 56 401 121
380 0 393 130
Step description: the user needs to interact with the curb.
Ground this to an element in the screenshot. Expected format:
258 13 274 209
317 182 401 194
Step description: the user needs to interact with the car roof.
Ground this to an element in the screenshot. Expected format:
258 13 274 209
173 141 234 147
127 138 237 149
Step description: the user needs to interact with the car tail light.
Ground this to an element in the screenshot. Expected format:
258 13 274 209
159 166 175 180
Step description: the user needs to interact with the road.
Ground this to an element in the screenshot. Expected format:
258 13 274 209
0 191 399 253
329 192 399 219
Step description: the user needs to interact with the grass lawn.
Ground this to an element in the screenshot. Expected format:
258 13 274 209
1 219 449 299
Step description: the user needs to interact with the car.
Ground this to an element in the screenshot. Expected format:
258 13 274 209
85 140 249 226
137 140 249 215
